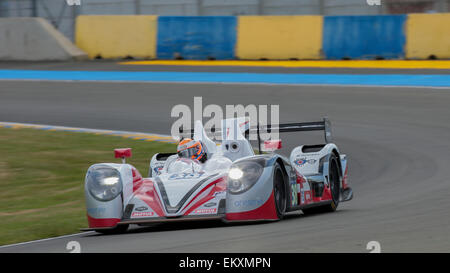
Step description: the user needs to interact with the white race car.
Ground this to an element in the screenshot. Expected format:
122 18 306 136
82 117 353 234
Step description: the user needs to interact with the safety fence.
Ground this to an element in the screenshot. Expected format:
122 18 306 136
75 13 450 60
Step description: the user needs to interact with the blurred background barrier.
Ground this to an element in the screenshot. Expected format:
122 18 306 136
76 15 157 59
156 16 236 60
1 0 448 42
406 13 450 59
73 13 450 60
323 15 407 59
236 16 322 60
0 17 86 61
0 0 449 61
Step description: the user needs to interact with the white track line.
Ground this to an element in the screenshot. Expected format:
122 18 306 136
0 121 172 137
0 121 177 143
0 231 94 249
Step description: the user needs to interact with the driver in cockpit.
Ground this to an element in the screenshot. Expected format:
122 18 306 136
177 138 208 163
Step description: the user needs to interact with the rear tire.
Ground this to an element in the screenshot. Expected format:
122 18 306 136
302 154 340 215
95 224 129 235
273 163 287 220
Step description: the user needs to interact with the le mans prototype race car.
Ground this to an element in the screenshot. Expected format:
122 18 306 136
82 118 353 234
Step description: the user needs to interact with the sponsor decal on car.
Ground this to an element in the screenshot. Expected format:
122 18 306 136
213 191 226 197
305 193 311 200
135 206 148 211
169 172 205 180
131 211 154 217
204 202 217 207
233 199 264 207
294 158 317 166
153 166 163 175
194 208 217 214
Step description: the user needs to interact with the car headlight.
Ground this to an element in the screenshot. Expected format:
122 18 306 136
87 166 123 202
227 160 264 194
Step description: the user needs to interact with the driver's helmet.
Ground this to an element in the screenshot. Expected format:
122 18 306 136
177 138 207 163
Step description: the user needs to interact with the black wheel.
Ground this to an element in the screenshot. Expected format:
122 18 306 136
326 154 340 212
273 163 287 220
95 224 129 235
302 154 340 215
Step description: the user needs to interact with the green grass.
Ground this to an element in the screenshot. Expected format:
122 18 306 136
0 127 175 246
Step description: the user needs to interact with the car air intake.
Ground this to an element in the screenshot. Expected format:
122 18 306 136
123 204 134 219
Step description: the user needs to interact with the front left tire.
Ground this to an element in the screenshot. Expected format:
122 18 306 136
302 154 340 215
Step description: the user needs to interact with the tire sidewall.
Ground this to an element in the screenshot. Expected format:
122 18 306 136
329 155 340 210
273 163 287 219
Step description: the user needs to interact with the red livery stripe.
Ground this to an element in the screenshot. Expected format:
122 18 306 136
87 214 120 228
133 178 165 217
183 177 226 215
132 167 144 192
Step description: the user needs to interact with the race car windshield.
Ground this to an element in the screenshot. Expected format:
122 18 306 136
166 158 202 174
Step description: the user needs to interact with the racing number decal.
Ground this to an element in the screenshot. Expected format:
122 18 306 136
169 172 205 180
296 174 312 205
291 184 298 206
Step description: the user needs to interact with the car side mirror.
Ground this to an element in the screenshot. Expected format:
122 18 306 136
115 148 132 164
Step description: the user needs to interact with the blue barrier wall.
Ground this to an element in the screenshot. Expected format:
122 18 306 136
74 14 450 61
323 15 406 60
157 16 237 60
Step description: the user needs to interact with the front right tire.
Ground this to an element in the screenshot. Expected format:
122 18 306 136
273 163 287 220
302 154 340 215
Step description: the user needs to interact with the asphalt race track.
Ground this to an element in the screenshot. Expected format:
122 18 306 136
0 63 449 252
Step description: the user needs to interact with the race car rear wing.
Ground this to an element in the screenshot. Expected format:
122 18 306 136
179 117 332 152
249 117 332 153
250 118 331 139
